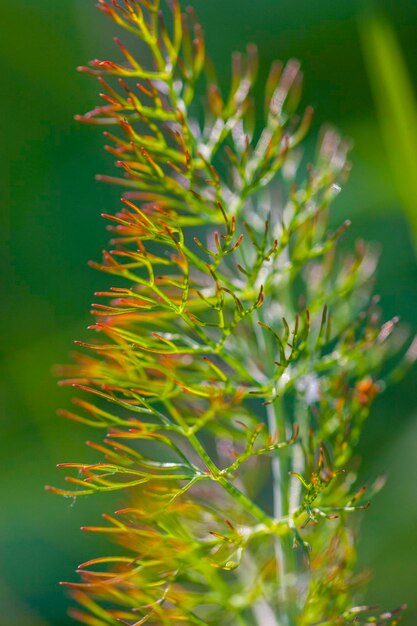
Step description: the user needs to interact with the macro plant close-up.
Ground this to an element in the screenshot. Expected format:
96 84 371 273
1 1 416 625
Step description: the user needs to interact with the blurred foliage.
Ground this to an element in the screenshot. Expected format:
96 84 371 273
360 7 417 253
0 1 415 624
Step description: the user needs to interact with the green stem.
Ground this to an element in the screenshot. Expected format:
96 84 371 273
164 400 286 532
267 400 293 625
187 428 284 533
217 476 283 532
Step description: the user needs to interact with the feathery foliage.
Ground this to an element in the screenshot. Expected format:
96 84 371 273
48 1 415 624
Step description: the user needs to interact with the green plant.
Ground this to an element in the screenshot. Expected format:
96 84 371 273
48 1 415 624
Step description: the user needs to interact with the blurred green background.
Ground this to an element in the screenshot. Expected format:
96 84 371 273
1 1 416 624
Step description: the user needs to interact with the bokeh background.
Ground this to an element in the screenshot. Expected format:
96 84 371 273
1 0 416 624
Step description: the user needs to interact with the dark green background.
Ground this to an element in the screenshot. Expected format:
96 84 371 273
1 1 416 624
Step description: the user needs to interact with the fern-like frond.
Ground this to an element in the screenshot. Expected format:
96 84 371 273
49 2 415 625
